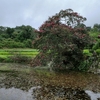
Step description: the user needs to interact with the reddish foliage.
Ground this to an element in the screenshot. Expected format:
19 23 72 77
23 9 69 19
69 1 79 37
31 9 91 70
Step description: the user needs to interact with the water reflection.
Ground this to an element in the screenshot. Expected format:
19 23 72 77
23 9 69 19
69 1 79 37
86 90 100 100
0 87 35 100
1 87 100 100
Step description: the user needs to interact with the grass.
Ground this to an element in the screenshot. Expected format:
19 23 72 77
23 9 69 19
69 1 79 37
19 51 39 55
0 55 9 58
0 48 38 52
34 68 55 77
0 48 39 62
0 48 39 55
0 65 11 70
0 63 31 74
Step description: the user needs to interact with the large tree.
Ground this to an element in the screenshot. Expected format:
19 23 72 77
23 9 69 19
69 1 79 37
31 9 91 71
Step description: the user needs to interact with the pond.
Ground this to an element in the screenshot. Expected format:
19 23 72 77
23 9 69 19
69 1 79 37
86 90 100 100
0 63 100 100
0 87 100 100
0 87 34 100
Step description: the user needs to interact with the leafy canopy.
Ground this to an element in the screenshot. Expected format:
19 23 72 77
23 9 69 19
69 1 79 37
32 9 91 71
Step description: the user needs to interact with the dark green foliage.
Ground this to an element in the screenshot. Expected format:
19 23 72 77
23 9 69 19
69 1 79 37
6 27 14 38
92 41 100 50
23 39 32 48
0 40 25 48
93 23 100 31
96 49 100 54
78 60 90 71
0 25 38 48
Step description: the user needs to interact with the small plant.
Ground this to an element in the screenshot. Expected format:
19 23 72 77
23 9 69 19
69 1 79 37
96 49 100 54
83 49 92 57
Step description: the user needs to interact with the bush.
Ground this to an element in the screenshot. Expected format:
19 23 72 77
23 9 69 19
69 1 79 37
92 41 100 50
31 9 91 71
0 40 25 48
23 39 32 48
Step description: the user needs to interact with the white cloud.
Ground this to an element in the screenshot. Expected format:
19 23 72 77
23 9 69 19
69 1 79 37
0 0 100 29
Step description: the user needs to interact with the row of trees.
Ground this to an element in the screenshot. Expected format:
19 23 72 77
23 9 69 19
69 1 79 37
0 25 38 48
0 23 99 49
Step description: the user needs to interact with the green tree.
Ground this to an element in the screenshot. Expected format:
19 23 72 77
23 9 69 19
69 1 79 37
0 25 38 48
6 27 14 38
0 26 7 33
31 9 91 71
17 25 37 42
24 39 32 48
93 23 100 32
93 23 100 29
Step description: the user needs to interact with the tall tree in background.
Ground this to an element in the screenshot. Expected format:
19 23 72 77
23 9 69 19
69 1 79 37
93 23 100 32
93 23 100 29
6 27 14 38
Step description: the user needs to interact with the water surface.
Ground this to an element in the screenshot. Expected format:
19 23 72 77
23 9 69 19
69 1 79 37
0 87 34 100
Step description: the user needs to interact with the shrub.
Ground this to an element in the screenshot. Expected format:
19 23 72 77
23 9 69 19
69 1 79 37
31 9 91 71
1 40 25 48
23 39 32 48
92 41 100 50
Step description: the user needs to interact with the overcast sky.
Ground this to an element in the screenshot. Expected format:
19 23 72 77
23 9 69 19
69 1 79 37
0 0 100 29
